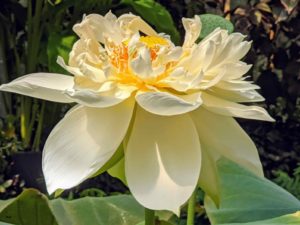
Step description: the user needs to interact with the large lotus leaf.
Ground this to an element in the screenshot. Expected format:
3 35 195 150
221 211 300 225
0 189 56 225
205 158 300 225
0 189 144 225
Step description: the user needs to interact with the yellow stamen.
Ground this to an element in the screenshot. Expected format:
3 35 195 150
139 36 168 48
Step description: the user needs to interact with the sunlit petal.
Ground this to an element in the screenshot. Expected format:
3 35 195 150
136 90 202 116
190 107 263 202
125 107 201 212
0 73 74 103
202 92 274 121
43 99 134 194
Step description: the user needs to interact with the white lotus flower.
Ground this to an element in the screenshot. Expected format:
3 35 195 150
0 12 274 212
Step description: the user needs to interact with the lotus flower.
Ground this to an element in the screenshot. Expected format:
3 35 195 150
0 12 274 212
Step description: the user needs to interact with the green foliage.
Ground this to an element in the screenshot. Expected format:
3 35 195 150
47 34 76 73
198 14 234 40
0 117 24 198
0 189 144 225
121 0 180 44
273 165 300 199
205 158 300 225
0 189 57 225
220 212 300 225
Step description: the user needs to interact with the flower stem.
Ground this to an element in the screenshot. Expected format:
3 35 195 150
187 190 196 225
145 208 155 225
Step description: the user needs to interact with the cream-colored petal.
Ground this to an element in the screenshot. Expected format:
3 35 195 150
73 13 123 44
0 73 74 103
43 99 134 194
190 107 263 202
130 47 153 79
215 79 259 91
222 62 252 80
125 107 201 212
159 68 204 92
208 87 265 103
118 14 157 36
136 90 202 116
202 92 274 121
65 83 136 108
182 16 201 48
199 69 226 89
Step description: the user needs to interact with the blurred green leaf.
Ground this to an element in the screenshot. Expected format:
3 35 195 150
221 211 300 225
198 14 234 40
0 189 57 225
50 195 144 225
121 0 180 44
47 34 76 74
205 158 300 225
0 189 144 225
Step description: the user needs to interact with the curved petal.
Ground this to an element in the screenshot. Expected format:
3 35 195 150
43 99 135 194
65 83 137 108
136 91 202 116
0 73 74 103
208 87 265 103
202 92 274 121
125 107 201 212
190 107 263 202
182 16 201 48
73 13 123 44
118 14 157 36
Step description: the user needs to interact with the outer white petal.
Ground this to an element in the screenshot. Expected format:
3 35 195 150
125 107 201 212
190 108 263 202
0 73 74 103
65 81 137 108
136 90 202 116
202 92 274 121
208 87 265 103
43 99 134 194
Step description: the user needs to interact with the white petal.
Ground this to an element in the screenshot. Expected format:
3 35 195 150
159 68 204 91
182 16 201 48
125 107 201 212
0 73 74 103
199 69 226 89
136 90 202 116
190 108 263 202
130 47 153 79
222 62 252 80
215 80 259 91
118 14 157 36
202 92 274 121
65 83 136 108
208 87 265 103
43 99 134 194
73 14 123 44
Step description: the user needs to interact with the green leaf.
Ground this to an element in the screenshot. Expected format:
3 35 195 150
47 33 76 73
121 0 180 44
50 195 144 225
0 189 144 225
198 14 234 40
0 189 57 225
221 211 300 225
205 158 300 225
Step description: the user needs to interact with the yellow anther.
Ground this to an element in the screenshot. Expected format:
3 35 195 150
139 36 168 48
